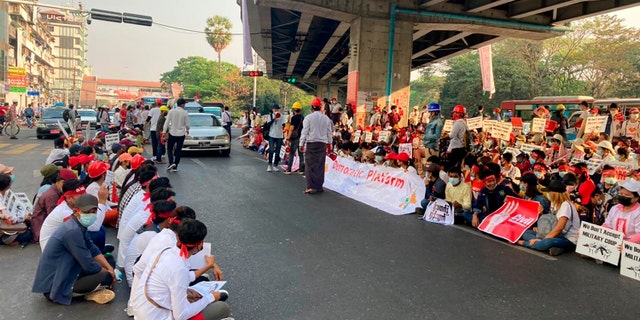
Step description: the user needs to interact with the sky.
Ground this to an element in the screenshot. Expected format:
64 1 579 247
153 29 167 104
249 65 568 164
42 0 640 82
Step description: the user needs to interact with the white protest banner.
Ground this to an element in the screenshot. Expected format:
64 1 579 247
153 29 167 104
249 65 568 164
352 130 361 143
586 158 604 175
483 120 496 132
186 242 212 269
530 118 546 134
398 143 412 158
575 222 624 265
478 196 539 243
323 156 425 215
504 147 522 162
492 122 512 140
466 116 483 131
584 116 608 134
443 120 453 133
105 134 120 153
4 190 32 223
621 241 640 281
378 130 391 143
520 143 543 155
421 198 454 225
363 131 373 143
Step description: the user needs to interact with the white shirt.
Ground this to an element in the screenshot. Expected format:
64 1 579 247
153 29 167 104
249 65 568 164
39 201 107 251
148 107 161 131
131 247 214 320
45 149 70 165
119 206 152 284
300 111 333 145
222 110 232 124
117 190 148 267
556 201 581 244
268 113 287 139
163 107 190 137
501 165 521 184
125 229 159 287
604 204 640 242
448 119 467 151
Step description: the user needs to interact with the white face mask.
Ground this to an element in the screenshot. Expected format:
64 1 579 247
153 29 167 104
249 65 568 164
631 114 640 120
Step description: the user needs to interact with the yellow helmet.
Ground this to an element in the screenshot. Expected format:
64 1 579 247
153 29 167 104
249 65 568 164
557 104 566 111
159 105 169 112
292 101 302 110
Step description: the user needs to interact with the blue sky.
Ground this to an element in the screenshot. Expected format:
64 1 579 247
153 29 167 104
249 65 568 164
44 1 640 82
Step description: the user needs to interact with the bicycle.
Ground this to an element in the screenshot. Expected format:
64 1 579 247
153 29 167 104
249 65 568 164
3 120 20 136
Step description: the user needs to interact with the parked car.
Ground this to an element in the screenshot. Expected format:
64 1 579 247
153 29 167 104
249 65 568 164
184 102 204 113
203 107 222 120
182 113 230 156
77 109 98 129
36 108 71 139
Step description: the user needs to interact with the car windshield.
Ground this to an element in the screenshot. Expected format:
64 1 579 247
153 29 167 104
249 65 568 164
203 107 222 117
189 114 221 127
78 110 96 117
42 108 65 119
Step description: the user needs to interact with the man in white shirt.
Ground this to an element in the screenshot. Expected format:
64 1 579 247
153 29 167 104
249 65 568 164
576 101 590 139
329 97 342 124
147 101 162 163
221 106 233 138
163 98 190 172
447 105 468 170
130 219 230 320
39 181 109 252
300 97 334 194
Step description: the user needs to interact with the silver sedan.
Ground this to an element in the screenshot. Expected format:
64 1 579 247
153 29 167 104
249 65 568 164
182 113 231 156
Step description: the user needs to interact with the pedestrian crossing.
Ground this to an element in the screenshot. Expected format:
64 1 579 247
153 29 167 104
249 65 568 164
0 143 54 155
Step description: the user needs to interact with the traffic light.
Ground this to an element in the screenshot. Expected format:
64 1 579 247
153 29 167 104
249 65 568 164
283 77 297 83
241 71 263 77
123 12 153 27
90 9 153 26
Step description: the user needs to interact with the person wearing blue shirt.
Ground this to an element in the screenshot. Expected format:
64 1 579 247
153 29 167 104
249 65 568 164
466 171 517 228
422 103 443 156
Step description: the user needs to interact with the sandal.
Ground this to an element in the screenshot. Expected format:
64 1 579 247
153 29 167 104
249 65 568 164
304 188 318 194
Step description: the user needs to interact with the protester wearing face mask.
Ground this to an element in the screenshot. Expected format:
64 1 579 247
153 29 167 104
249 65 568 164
590 189 608 225
32 194 117 305
445 167 472 223
599 169 621 207
533 164 550 188
605 103 621 138
500 153 521 185
572 163 597 207
546 134 569 165
520 172 549 215
596 140 616 163
467 171 517 228
603 180 640 244
621 108 640 141
515 152 532 173
416 164 446 215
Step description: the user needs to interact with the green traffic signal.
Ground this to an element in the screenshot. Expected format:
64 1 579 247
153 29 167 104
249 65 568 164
283 77 297 83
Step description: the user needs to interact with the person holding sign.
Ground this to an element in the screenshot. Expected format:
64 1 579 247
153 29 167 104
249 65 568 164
447 105 468 170
0 172 32 245
602 180 640 244
467 172 517 228
517 180 581 256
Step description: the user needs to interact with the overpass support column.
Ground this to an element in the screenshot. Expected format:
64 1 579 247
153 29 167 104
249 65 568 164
347 15 412 128
316 82 329 101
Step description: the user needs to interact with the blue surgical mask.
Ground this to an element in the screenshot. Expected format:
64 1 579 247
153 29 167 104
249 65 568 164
375 156 383 163
450 178 460 186
596 150 603 157
78 213 97 227
530 159 536 165
558 172 566 178
535 172 543 179
605 177 617 185
10 175 15 183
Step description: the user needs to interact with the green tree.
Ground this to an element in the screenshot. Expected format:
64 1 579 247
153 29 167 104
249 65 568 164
205 16 233 73
160 56 237 100
409 66 444 108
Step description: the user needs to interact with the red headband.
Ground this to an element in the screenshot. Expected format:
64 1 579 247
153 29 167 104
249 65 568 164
483 176 496 183
145 208 175 226
177 240 203 259
57 186 87 205
142 192 151 202
140 174 159 188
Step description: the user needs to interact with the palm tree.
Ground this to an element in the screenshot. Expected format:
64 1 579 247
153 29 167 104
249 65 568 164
205 16 233 73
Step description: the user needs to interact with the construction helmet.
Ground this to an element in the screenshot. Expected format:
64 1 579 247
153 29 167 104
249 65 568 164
557 104 566 111
453 105 466 114
292 101 302 110
87 161 110 179
427 103 440 112
311 97 323 107
155 98 163 105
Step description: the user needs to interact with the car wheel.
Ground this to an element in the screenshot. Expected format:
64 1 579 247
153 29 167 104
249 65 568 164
37 135 43 139
220 149 230 157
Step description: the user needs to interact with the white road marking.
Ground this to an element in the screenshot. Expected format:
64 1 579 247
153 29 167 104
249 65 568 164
191 159 208 169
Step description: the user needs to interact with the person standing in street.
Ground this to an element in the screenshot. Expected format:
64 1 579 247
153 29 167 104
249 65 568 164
447 105 468 170
97 106 110 132
154 106 169 164
222 106 233 138
7 99 19 139
146 101 162 163
267 104 286 172
163 98 190 172
67 104 79 137
284 102 305 175
299 97 333 194
24 103 35 128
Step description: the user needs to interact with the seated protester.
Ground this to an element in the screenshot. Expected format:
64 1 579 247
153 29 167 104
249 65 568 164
130 219 230 320
32 194 116 305
602 180 640 244
520 172 550 215
500 152 521 185
590 188 608 226
45 137 70 165
426 155 449 183
416 163 447 215
0 172 33 245
121 186 175 285
84 161 114 206
373 149 385 166
108 143 124 169
515 152 532 174
546 134 569 166
31 169 78 243
533 163 550 188
117 158 154 226
549 164 571 181
445 167 472 223
600 169 621 210
572 163 596 207
39 180 109 252
396 153 416 175
383 152 398 168
363 150 375 164
467 171 517 228
34 164 61 204
114 153 132 196
530 149 547 167
597 140 616 164
124 199 177 287
517 179 581 256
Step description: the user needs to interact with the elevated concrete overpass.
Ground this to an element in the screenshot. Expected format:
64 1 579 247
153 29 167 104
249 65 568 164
241 0 640 124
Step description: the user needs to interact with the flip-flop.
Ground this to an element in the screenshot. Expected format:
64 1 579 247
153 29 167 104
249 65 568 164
304 188 318 194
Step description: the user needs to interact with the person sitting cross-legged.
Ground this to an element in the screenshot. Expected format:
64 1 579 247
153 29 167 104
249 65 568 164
445 166 472 223
465 171 517 228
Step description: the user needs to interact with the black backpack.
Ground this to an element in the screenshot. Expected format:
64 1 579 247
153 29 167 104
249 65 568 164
62 109 70 122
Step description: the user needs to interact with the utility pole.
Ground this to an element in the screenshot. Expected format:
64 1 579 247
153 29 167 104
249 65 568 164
252 51 257 110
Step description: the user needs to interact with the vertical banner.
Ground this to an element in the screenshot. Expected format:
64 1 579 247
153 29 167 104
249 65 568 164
241 0 253 66
478 45 495 98
478 196 539 243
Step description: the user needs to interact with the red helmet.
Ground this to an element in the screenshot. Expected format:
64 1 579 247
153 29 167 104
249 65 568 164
130 154 146 170
87 161 110 178
311 97 323 107
156 98 163 105
453 105 466 114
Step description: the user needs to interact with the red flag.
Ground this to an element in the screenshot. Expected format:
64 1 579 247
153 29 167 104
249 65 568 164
478 196 540 243
195 92 200 101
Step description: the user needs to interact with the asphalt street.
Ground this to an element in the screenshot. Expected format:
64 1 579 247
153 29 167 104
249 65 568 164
1 128 639 320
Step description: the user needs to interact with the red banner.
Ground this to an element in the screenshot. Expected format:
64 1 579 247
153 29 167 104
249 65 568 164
8 75 27 87
478 196 540 243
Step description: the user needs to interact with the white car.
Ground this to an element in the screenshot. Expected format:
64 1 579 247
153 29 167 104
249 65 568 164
182 113 231 156
77 109 98 129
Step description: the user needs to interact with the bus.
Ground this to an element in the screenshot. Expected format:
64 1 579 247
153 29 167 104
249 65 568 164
139 96 170 106
500 96 595 121
593 98 640 116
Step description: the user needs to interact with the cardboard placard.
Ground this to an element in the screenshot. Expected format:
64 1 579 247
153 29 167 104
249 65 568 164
352 130 361 143
422 198 454 225
492 122 512 140
584 116 608 134
2 190 32 223
621 241 640 281
530 118 546 134
466 116 483 130
363 132 373 143
575 222 624 265
398 143 413 158
443 120 454 133
105 134 120 153
520 143 543 155
378 130 391 143
483 120 496 132
511 117 523 129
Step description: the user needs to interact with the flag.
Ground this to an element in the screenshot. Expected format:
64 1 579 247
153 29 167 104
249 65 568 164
195 92 200 101
478 45 495 98
242 0 254 66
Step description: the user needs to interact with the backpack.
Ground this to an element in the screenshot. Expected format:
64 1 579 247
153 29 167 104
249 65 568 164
62 109 70 122
536 213 558 238
262 113 273 140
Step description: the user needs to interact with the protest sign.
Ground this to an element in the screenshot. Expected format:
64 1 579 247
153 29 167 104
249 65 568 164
620 241 640 281
56 120 70 140
466 116 483 131
584 116 608 134
511 117 523 129
105 134 119 152
378 130 391 143
3 190 32 223
421 198 454 225
584 158 604 175
443 120 453 133
483 120 496 132
520 143 543 155
104 170 115 186
189 281 226 297
544 119 558 133
478 196 539 243
363 131 373 143
608 161 635 181
575 222 623 265
323 156 425 215
492 122 512 140
186 242 212 269
530 118 546 134
352 130 361 143
398 143 412 158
